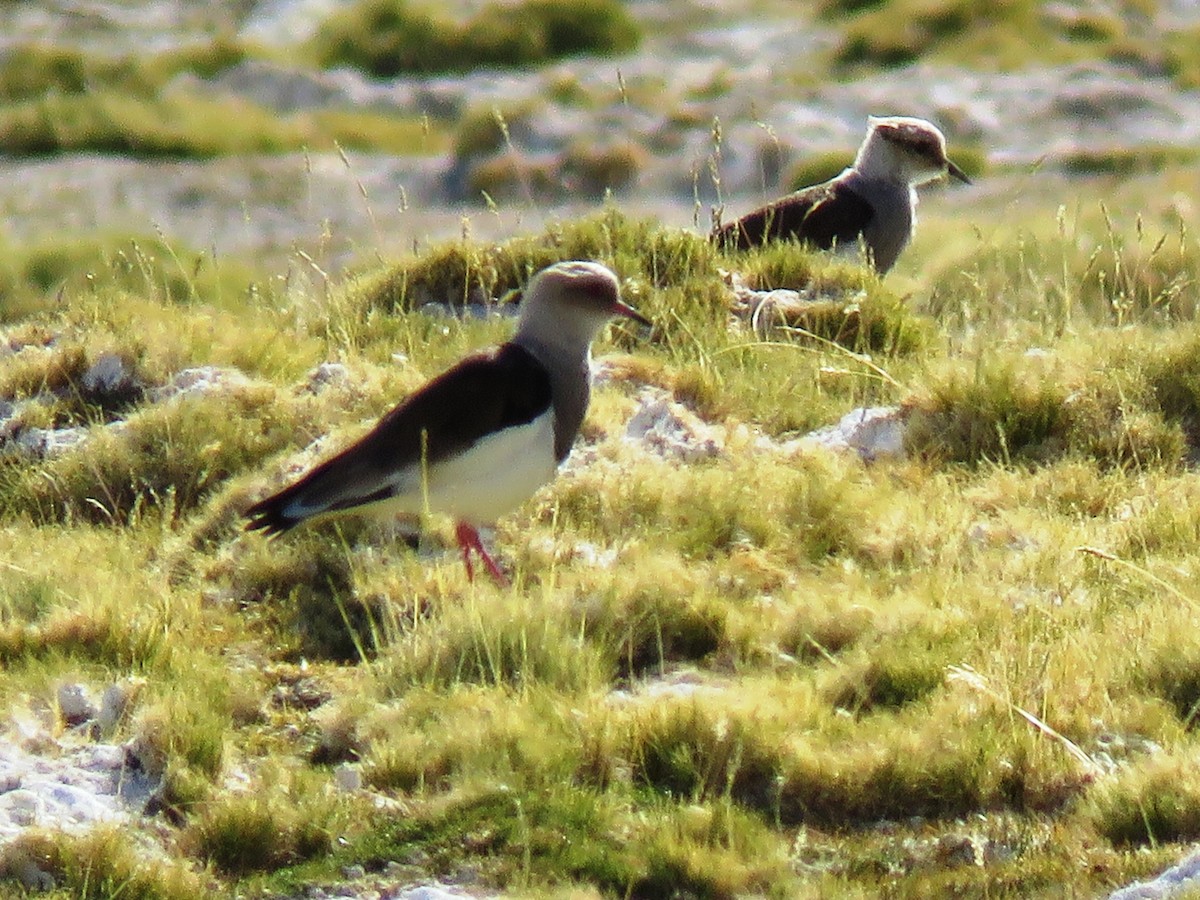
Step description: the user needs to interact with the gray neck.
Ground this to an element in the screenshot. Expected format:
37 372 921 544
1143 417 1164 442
843 170 916 274
513 332 592 462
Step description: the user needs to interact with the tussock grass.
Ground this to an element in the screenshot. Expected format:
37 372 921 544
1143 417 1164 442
822 0 1166 72
363 688 583 792
1138 638 1200 729
575 570 726 680
0 528 172 671
183 774 340 874
379 589 609 692
1 383 304 525
905 345 1188 468
0 828 204 899
0 91 442 158
0 233 278 324
0 39 444 159
0 340 143 418
309 0 641 77
346 209 722 313
1089 753 1200 845
326 782 792 897
0 39 253 102
214 535 378 662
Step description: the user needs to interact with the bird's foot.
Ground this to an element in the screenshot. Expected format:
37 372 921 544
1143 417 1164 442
455 522 510 587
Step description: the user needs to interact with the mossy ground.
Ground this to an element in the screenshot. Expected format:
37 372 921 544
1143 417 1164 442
4 184 1200 897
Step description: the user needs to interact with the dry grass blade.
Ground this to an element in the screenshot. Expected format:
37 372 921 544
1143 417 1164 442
1076 545 1199 611
947 664 1102 776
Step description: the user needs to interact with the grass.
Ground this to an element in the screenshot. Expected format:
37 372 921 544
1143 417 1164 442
818 0 1179 74
7 192 1200 898
0 40 445 159
309 0 641 77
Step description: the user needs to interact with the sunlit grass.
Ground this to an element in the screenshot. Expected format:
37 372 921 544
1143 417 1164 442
5 198 1200 897
309 0 641 77
819 0 1179 75
0 39 447 159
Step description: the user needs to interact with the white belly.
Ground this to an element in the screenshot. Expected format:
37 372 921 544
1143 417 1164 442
372 411 558 525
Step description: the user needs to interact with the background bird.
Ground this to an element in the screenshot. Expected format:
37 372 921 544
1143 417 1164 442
244 260 649 584
713 115 971 273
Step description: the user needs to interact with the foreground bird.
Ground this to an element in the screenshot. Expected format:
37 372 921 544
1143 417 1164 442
713 115 971 273
244 260 649 584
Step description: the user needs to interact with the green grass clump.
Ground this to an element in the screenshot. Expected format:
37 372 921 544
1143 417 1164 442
1146 328 1200 433
823 647 946 713
363 688 581 793
184 780 339 875
380 590 609 693
309 0 640 77
1089 755 1200 845
465 150 562 204
1060 145 1200 178
561 140 648 198
823 0 1154 71
320 783 793 897
905 350 1187 469
576 572 726 679
0 828 205 899
450 103 541 163
0 234 278 322
0 91 440 159
345 209 722 313
0 562 166 668
216 535 379 663
0 382 303 525
1139 644 1200 729
0 40 250 102
0 39 444 158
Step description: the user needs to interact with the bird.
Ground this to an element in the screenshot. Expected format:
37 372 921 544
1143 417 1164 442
244 260 650 585
712 115 971 274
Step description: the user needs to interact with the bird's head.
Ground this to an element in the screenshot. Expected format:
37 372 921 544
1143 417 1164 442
857 116 971 187
517 261 650 350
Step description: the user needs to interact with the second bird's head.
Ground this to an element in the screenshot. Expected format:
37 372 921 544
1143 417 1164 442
857 115 972 188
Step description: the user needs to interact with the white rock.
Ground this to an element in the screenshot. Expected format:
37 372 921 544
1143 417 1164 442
56 684 97 726
334 764 363 793
13 426 88 459
803 406 907 462
81 351 136 396
97 680 141 735
395 885 487 900
151 366 251 402
307 362 350 393
624 390 723 462
1110 848 1200 899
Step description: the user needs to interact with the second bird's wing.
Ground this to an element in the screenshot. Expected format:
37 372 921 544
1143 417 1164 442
715 180 874 252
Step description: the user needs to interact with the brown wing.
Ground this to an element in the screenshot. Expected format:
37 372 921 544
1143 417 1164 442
714 179 874 252
244 343 552 535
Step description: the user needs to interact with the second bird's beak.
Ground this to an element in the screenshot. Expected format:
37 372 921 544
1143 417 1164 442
947 159 972 184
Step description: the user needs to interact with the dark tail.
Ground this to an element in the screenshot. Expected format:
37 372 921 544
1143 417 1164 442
243 484 306 537
245 463 397 537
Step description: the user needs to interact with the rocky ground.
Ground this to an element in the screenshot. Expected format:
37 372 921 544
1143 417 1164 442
3 0 1200 270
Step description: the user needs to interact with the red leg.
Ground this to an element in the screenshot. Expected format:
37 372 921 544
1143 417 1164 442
455 522 509 586
455 522 476 582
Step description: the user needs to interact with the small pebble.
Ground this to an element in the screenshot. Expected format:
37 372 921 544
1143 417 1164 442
334 764 363 793
57 684 97 727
